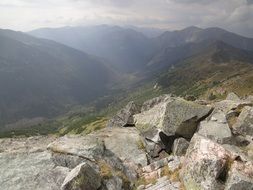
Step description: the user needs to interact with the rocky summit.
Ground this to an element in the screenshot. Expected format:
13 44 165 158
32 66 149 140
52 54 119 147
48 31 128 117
1 93 253 190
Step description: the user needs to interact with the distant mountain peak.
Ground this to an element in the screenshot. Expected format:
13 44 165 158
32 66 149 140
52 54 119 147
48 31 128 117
181 26 203 32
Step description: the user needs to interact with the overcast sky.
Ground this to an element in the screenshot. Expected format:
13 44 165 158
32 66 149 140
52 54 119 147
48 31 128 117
1 0 253 37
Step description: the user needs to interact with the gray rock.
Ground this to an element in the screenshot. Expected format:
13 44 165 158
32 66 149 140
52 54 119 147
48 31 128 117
139 126 177 158
198 111 232 144
61 163 101 190
98 128 148 167
48 128 147 183
51 153 91 169
167 156 181 173
48 134 105 163
226 92 241 101
134 97 213 139
107 101 141 128
0 151 69 190
222 144 250 162
225 162 253 190
143 176 181 190
141 94 172 112
172 138 189 156
232 106 253 137
213 99 252 114
0 136 69 190
104 176 123 190
244 95 253 103
142 157 169 173
181 133 230 190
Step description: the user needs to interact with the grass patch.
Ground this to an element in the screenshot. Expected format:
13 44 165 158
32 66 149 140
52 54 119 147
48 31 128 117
136 138 146 150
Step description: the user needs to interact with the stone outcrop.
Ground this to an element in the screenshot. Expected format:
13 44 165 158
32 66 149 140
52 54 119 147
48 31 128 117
1 93 253 190
61 163 101 190
198 111 232 144
0 136 69 190
107 101 141 128
134 96 213 138
133 95 212 159
181 133 231 190
232 106 253 137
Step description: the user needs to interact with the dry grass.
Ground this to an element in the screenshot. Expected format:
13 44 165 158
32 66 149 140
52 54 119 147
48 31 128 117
98 160 113 179
136 138 145 150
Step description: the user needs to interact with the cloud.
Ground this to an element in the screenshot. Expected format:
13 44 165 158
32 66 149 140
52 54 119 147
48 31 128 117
0 0 253 38
247 0 253 4
168 0 215 4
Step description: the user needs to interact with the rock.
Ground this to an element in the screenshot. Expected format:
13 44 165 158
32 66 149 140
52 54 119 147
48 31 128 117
213 99 252 115
141 94 172 112
141 156 181 184
0 136 69 190
107 101 141 128
134 96 213 139
95 127 148 167
142 158 168 174
141 157 168 181
222 144 250 162
140 126 177 158
246 143 253 160
226 110 240 128
51 153 88 169
167 156 181 173
48 127 147 184
172 138 189 156
226 92 241 101
181 133 231 190
142 176 181 190
104 176 123 190
0 151 69 190
184 95 197 101
244 95 253 103
232 106 253 137
198 111 232 144
225 161 253 190
61 163 101 190
231 135 251 147
48 134 105 163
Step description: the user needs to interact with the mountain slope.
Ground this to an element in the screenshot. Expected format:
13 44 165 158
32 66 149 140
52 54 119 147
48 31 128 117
156 41 253 98
155 26 253 51
0 29 116 127
29 25 155 72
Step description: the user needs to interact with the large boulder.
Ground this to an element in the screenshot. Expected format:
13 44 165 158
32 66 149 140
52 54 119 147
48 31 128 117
61 163 101 190
198 111 232 144
232 106 253 137
48 134 105 163
95 127 148 167
181 133 231 190
134 96 213 138
107 101 141 128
